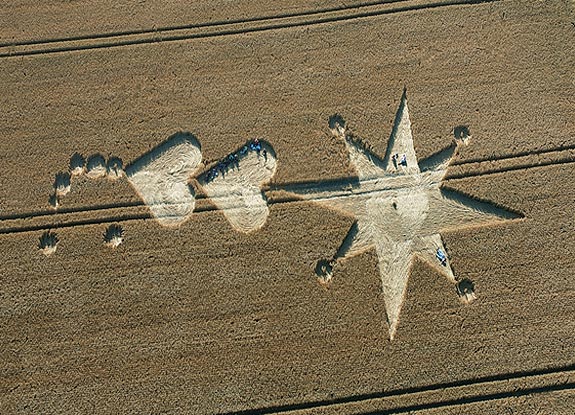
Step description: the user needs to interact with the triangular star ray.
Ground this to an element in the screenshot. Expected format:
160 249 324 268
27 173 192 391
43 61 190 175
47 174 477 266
383 89 420 175
375 234 413 341
276 89 520 340
418 144 457 172
331 120 387 180
334 221 376 260
424 188 521 231
343 136 388 179
414 234 456 283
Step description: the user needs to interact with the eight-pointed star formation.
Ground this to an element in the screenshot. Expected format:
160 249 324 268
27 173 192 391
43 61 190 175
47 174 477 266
282 89 521 340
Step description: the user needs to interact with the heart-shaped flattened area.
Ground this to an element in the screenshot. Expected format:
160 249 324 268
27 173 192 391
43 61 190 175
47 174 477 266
198 139 277 233
126 132 202 227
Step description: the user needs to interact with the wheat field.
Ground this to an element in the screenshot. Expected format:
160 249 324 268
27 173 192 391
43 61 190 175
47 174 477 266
1 1 574 413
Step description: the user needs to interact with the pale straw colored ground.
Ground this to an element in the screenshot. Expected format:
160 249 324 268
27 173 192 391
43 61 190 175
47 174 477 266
283 92 520 339
199 142 277 233
125 133 202 227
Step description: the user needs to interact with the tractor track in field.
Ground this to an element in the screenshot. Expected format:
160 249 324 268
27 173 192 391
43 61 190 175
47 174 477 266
220 362 575 415
0 147 573 235
0 0 501 58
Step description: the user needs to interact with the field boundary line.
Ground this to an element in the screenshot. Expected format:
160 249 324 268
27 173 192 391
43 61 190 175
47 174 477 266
219 363 575 415
0 0 501 58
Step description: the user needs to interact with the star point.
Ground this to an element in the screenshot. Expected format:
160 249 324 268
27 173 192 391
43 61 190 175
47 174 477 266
285 90 520 340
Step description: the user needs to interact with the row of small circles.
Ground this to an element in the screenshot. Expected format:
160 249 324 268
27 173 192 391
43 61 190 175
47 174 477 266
38 224 124 256
50 153 124 208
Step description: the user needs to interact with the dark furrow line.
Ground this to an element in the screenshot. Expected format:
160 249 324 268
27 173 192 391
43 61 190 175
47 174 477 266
0 154 573 232
450 142 575 166
0 145 569 224
267 176 361 193
0 0 501 58
0 213 152 235
0 199 282 234
267 151 575 195
0 198 210 223
0 200 144 221
0 0 408 48
358 382 575 415
445 156 575 180
219 363 575 415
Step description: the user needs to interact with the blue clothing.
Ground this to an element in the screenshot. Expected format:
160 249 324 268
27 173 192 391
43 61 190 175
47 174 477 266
436 249 447 265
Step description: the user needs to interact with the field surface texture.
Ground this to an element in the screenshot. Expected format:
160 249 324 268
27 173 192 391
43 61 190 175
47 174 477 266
1 0 574 414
